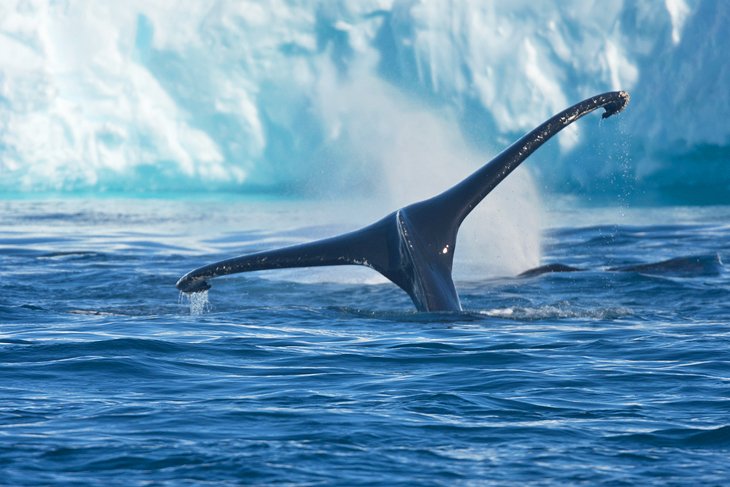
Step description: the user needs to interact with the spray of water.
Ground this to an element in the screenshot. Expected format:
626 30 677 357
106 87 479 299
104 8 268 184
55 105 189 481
180 290 210 316
313 59 543 279
183 56 545 293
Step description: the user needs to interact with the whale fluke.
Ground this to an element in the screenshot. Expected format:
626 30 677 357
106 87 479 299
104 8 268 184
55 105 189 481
177 91 630 311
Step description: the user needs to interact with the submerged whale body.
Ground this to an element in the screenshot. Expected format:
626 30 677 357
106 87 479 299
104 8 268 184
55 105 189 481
520 254 724 278
608 254 724 277
518 263 584 278
177 91 630 311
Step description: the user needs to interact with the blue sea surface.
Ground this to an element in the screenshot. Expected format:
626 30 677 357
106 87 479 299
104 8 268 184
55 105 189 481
1 199 729 485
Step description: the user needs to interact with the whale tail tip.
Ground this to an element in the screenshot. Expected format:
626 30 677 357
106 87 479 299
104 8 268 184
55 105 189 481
602 90 630 119
177 276 211 293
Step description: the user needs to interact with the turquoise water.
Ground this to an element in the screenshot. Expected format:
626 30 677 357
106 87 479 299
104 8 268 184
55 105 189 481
1 199 729 485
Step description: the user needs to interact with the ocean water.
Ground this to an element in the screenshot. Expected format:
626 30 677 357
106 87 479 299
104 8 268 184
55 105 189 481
2 1 729 484
1 198 729 485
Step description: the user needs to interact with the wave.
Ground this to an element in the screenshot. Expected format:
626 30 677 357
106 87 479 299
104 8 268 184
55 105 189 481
479 305 633 321
612 425 730 448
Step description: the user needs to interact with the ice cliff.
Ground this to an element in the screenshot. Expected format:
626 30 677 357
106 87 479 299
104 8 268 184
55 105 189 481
0 0 727 203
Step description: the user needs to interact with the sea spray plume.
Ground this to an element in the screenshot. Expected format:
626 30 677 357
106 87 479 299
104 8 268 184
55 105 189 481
311 62 542 277
177 91 630 311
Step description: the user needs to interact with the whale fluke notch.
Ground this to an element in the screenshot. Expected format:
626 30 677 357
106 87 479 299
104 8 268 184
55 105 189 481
177 91 630 311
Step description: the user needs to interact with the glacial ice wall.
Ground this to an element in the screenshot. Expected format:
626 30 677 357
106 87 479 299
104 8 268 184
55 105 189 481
0 0 727 202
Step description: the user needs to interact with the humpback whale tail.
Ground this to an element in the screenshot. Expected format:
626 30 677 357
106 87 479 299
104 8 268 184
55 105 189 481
177 91 630 311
